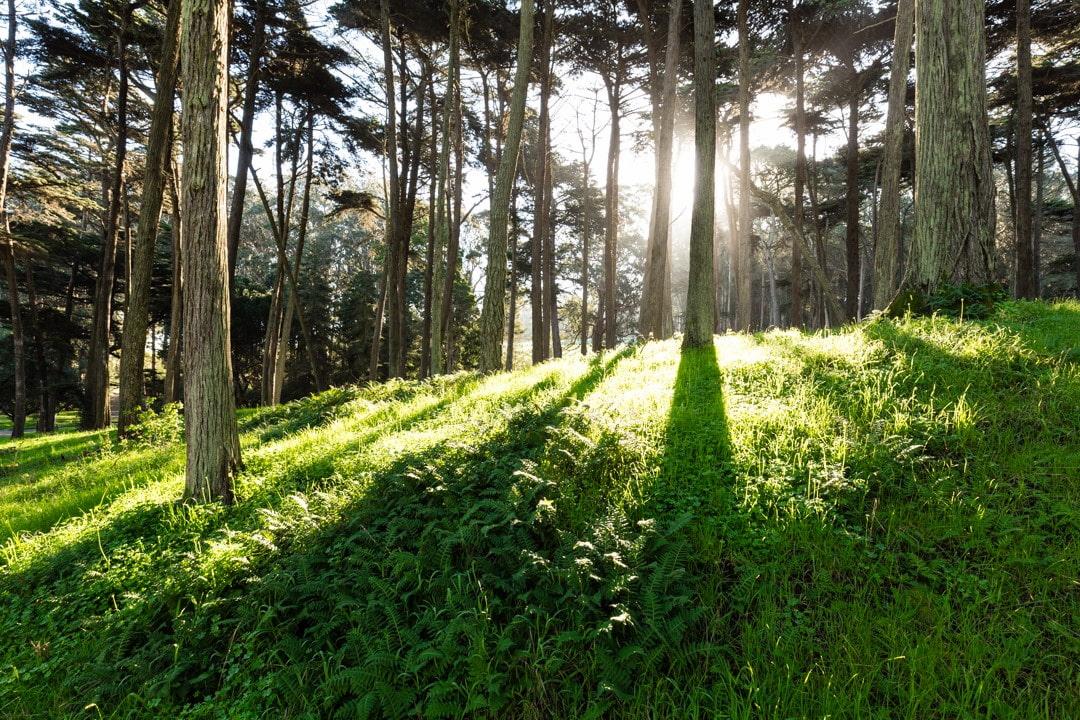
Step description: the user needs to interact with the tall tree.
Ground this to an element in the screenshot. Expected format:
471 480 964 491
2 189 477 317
789 0 805 327
83 1 134 430
0 0 22 438
117 0 181 436
478 0 534 372
1014 0 1035 298
734 0 752 331
872 0 914 310
638 0 681 341
180 0 242 501
530 0 553 363
682 0 715 348
909 0 995 293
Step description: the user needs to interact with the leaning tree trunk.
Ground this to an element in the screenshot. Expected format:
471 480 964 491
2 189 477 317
872 0 914 310
909 0 996 294
1014 0 1035 298
227 0 267 289
734 0 752 331
0 0 21 438
84 7 132 430
180 0 242 502
682 0 716 348
477 0 535 373
117 0 181 437
639 0 681 341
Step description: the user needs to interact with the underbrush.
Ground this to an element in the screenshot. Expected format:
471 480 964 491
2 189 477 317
1 301 1077 719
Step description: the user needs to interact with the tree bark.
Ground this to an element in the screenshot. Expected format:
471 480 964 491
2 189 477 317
639 0 681 340
380 0 405 378
530 0 553 363
872 0 914 310
909 0 996 293
735 0 752 331
683 0 715 348
602 69 622 349
84 5 132 430
117 0 181 436
180 0 242 502
420 72 438 379
844 77 861 320
1032 136 1044 296
478 0 534 372
506 189 519 370
0 0 21 438
164 162 183 404
546 170 561 356
227 0 267 289
1014 0 1035 298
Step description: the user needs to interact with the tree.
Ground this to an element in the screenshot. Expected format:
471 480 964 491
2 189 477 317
1014 0 1035 298
0 0 22 438
734 0 752 331
872 0 914 310
908 0 996 293
478 0 534 373
180 0 242 501
638 0 681 341
682 0 714 348
117 0 181 437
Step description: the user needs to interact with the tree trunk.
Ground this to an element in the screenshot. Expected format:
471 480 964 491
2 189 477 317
443 100 464 369
180 0 242 502
546 174 561 356
735 0 752 331
380 0 405 378
227 0 267 289
1014 0 1034 298
639 0 681 340
164 164 183 404
844 80 861 320
580 153 590 355
872 0 914 310
506 190 519 370
117 0 181 436
530 0 553 363
0 0 21 438
478 0 534 372
683 0 716 348
790 2 806 327
1044 132 1080 296
420 73 438 379
84 6 132 430
25 263 53 432
602 71 621 349
431 0 460 375
909 0 996 293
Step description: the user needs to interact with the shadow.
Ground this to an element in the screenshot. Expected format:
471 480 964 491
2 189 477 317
0 431 110 482
0 350 634 717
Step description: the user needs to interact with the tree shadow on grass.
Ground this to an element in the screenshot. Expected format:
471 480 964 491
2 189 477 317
0 350 633 718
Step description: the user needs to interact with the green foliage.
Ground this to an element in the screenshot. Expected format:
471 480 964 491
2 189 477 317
1 301 1078 719
888 282 1010 320
124 403 184 448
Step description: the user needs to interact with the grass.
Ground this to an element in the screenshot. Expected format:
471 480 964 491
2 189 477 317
0 300 1078 719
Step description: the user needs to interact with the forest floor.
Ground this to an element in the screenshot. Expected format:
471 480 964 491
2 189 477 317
1 301 1078 719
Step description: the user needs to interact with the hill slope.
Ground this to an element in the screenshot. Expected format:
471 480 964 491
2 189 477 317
1 302 1078 719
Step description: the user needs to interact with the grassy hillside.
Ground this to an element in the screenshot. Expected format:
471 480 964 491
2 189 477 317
1 301 1078 719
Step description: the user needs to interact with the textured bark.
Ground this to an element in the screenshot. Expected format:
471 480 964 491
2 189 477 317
1014 0 1034 298
734 0 752 331
180 0 242 502
844 82 861 320
84 7 132 430
117 0 181 436
682 0 715 348
227 0 267 288
380 0 405 378
790 3 806 327
639 0 681 340
873 0 914 310
0 0 21 438
478 0 534 373
431 0 460 376
910 0 996 292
